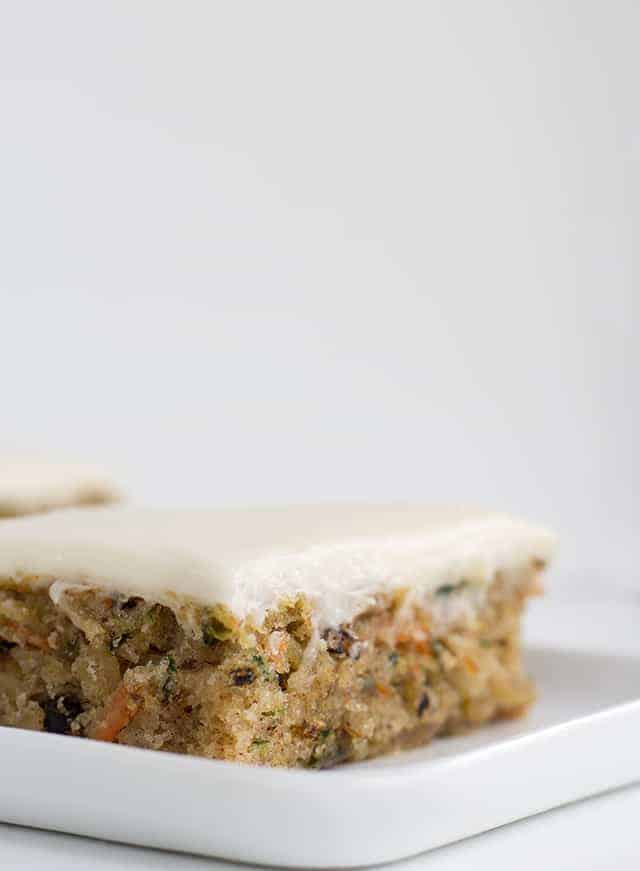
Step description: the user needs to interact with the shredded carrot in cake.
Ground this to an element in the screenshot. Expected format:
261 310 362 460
463 655 479 674
375 681 392 697
0 618 50 651
93 683 142 742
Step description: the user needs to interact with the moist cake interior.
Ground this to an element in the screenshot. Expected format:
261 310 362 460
0 566 542 768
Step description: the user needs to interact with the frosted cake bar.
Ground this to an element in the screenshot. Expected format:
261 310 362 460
0 461 121 518
0 505 555 767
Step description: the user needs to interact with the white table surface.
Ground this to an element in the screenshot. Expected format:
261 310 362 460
2 784 638 870
2 585 638 869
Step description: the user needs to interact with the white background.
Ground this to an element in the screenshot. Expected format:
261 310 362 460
0 4 638 866
0 1 636 593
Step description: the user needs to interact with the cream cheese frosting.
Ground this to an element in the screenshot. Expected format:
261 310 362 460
0 460 121 516
0 504 556 628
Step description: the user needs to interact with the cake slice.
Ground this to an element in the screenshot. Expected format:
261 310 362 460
0 460 121 518
0 505 555 767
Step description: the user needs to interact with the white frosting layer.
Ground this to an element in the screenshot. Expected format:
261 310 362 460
0 504 556 628
0 460 121 515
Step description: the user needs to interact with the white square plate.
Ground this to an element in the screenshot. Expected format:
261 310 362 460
1 599 638 868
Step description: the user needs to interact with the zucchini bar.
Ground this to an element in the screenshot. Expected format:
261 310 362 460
0 505 555 767
0 460 121 518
